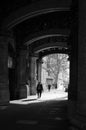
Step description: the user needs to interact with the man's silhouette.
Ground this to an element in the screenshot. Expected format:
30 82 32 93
36 82 43 98
48 84 51 91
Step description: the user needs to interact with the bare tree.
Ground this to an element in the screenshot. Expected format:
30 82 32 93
42 54 69 87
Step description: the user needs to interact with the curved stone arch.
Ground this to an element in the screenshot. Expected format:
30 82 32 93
25 34 68 46
33 42 68 53
40 50 69 58
25 29 70 57
2 0 71 29
25 29 70 45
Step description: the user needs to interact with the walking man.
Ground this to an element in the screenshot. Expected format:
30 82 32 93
36 82 43 98
48 84 51 91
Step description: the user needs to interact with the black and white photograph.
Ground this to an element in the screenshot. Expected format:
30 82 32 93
0 0 84 130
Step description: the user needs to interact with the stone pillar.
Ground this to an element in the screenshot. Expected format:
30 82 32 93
69 0 86 129
25 49 30 96
38 59 42 82
0 36 9 106
68 1 78 120
77 0 86 116
17 50 27 99
29 56 37 95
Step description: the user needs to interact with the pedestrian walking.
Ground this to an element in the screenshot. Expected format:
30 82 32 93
55 83 57 89
36 82 43 98
48 84 51 91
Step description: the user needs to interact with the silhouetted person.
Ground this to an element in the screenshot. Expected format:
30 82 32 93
36 82 43 98
55 83 57 89
48 84 51 91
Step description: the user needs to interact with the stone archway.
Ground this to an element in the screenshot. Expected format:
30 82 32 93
2 0 71 30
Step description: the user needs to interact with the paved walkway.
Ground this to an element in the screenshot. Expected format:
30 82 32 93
0 90 69 130
10 90 68 104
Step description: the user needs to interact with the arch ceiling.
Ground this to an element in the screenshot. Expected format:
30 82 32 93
0 0 72 56
2 0 72 29
13 10 72 49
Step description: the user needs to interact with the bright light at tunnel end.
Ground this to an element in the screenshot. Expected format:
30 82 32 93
10 91 68 105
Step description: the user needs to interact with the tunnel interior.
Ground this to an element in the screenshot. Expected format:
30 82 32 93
7 4 77 102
